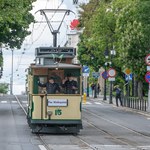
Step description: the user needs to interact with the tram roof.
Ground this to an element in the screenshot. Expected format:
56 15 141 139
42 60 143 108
30 63 82 69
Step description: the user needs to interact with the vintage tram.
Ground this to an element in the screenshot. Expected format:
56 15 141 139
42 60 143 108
26 47 83 134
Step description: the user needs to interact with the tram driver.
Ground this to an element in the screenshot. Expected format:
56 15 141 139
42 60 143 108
62 73 78 94
38 77 60 94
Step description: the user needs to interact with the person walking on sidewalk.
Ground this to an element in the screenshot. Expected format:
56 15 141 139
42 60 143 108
91 83 95 97
114 85 123 107
97 83 101 96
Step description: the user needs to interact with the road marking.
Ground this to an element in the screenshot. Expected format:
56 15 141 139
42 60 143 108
1 101 7 103
12 101 17 103
147 118 150 120
38 145 47 150
85 102 92 105
22 101 27 103
95 102 102 105
83 102 103 105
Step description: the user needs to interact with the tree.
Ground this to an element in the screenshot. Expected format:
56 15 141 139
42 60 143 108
114 0 150 98
0 83 9 94
77 0 112 71
77 0 150 99
0 0 36 49
0 0 36 79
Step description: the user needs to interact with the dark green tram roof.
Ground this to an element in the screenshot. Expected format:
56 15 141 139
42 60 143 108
30 63 82 69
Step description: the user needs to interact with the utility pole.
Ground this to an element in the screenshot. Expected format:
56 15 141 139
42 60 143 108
10 49 13 95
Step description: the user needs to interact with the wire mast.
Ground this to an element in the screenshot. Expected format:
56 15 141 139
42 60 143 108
35 9 75 47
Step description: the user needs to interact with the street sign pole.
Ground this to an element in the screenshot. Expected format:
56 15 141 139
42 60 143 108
82 66 90 97
102 71 109 100
147 84 150 112
145 71 150 112
108 68 116 104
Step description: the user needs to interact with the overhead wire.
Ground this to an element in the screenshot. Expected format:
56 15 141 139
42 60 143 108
13 0 70 83
15 0 50 72
1 0 68 86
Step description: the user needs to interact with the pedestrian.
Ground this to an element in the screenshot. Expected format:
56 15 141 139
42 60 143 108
62 73 78 94
38 77 60 94
91 83 95 97
97 83 101 96
114 85 123 107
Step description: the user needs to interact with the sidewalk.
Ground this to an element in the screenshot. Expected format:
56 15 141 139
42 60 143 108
85 94 150 117
86 94 116 105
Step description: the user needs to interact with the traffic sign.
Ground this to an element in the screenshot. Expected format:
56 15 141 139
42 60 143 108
82 66 90 73
92 72 100 78
102 71 108 79
145 72 150 83
83 73 89 77
125 74 132 81
108 77 115 81
145 54 150 66
108 68 116 77
124 68 131 75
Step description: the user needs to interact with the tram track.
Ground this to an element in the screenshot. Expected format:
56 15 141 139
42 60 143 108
82 108 150 147
15 95 98 150
15 95 53 150
14 95 150 149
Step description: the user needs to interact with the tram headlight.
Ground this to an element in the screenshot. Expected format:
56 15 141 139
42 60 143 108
47 111 53 116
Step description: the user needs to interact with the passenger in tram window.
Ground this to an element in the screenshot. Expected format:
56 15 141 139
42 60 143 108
38 77 60 94
62 73 78 94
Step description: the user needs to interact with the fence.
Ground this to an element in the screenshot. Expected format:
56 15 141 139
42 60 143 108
122 96 147 111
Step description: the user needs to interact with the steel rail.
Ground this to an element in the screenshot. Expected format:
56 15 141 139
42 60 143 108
83 108 150 147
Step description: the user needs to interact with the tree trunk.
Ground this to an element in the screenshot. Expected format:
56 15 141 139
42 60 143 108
134 79 138 97
137 80 143 100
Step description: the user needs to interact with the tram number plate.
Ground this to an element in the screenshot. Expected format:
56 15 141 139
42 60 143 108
48 99 68 107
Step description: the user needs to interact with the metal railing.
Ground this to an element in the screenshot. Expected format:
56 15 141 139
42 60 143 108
122 96 147 111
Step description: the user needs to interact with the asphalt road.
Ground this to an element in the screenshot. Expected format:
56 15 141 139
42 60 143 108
0 95 150 150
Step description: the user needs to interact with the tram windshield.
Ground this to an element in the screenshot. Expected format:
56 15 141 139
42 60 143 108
33 68 81 95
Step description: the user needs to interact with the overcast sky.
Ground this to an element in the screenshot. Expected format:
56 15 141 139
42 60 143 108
1 0 88 95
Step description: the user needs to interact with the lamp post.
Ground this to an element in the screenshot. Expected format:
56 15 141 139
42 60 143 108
103 48 109 100
109 49 116 104
103 63 107 100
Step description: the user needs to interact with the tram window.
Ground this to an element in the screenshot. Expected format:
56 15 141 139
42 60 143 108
62 74 79 94
38 76 47 94
37 76 61 94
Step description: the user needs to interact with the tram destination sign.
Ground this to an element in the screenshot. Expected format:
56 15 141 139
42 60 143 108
35 47 76 57
48 99 68 107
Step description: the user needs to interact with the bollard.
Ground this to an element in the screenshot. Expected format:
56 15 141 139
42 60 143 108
83 93 86 103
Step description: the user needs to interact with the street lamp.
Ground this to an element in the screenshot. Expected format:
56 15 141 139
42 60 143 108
103 48 109 100
109 49 116 104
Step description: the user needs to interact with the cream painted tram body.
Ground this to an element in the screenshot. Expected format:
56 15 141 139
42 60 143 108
26 47 83 134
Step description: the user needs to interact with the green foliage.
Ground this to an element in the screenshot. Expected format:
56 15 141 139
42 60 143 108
0 83 9 94
78 0 150 80
115 0 150 80
77 0 150 98
0 0 36 49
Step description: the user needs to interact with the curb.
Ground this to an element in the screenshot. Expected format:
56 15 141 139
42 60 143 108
86 96 150 117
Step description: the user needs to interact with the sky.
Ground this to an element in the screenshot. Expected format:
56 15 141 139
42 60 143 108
0 0 88 95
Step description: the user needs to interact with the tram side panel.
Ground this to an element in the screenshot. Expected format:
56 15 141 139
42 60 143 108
31 95 82 120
